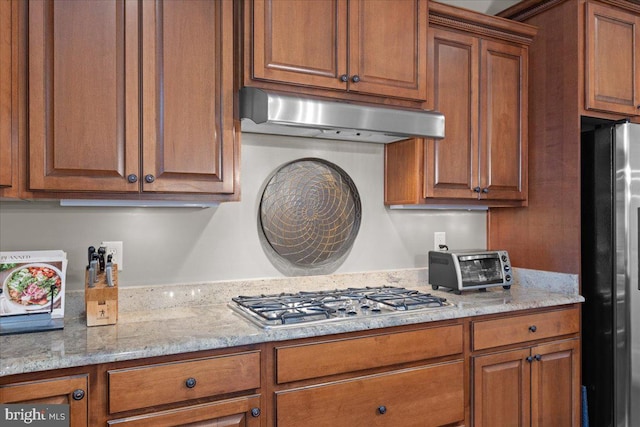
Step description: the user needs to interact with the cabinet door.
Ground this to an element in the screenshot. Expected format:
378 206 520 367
0 374 88 427
28 0 140 192
141 0 236 194
425 28 479 200
348 0 427 101
479 39 527 201
530 339 580 427
0 0 13 188
107 396 261 427
276 362 464 427
473 348 531 427
586 2 640 116
250 0 348 91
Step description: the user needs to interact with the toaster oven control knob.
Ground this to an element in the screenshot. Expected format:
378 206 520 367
505 275 512 282
378 406 387 415
501 255 508 262
504 265 510 272
529 325 537 333
185 377 197 388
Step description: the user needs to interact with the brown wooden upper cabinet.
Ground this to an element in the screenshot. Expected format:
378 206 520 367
384 2 536 206
0 0 14 189
586 1 640 116
27 0 237 199
246 0 428 102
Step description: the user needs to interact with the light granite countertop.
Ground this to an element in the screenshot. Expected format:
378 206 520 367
0 267 583 377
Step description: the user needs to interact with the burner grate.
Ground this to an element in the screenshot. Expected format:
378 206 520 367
231 286 449 327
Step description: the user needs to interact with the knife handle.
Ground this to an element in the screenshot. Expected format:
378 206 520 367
88 246 95 264
98 247 106 271
106 265 114 287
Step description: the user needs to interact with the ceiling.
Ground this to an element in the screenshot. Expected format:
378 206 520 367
435 0 522 15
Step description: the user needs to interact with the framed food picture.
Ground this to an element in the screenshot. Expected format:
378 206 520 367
0 250 67 334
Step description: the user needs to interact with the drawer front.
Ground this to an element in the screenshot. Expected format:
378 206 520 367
276 361 464 427
108 351 260 413
276 325 463 383
472 307 580 351
107 395 261 427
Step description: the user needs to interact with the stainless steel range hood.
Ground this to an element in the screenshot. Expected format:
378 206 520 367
239 87 445 144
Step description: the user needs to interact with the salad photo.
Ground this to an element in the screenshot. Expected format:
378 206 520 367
0 251 67 328
5 265 62 307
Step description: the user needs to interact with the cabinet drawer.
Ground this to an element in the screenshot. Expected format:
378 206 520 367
472 307 580 351
276 324 462 383
276 361 464 427
108 351 260 413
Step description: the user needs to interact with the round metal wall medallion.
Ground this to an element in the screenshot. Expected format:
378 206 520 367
258 158 361 275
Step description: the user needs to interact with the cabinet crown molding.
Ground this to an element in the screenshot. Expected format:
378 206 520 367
498 0 640 21
429 1 537 45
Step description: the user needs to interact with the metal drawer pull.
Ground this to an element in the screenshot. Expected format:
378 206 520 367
72 389 85 401
378 406 387 415
185 377 197 388
529 325 537 332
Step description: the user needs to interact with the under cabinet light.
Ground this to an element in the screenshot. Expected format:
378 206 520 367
388 204 489 211
60 200 219 208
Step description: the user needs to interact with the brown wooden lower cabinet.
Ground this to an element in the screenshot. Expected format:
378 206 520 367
0 307 581 427
276 361 464 427
472 338 580 427
0 374 89 427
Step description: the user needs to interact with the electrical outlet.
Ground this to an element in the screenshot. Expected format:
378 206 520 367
101 241 123 271
434 232 446 251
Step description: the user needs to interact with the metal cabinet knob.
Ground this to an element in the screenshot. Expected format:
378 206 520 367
473 187 481 193
185 377 197 388
352 75 361 83
482 188 489 193
251 408 261 417
378 406 387 415
340 74 349 82
534 354 542 361
144 174 155 183
127 174 138 183
72 389 85 401
529 325 537 332
526 356 533 363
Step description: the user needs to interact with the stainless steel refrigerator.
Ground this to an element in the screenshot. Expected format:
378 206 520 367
581 121 640 427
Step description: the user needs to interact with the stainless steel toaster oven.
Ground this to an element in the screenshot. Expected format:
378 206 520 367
428 250 513 294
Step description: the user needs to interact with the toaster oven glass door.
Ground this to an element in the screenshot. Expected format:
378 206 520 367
458 254 503 287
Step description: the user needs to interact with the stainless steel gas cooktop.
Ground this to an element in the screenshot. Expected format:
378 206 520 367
230 286 452 328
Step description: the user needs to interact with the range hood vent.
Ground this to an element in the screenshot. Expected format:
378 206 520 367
239 87 445 144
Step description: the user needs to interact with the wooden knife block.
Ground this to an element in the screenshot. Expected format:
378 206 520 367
85 266 118 327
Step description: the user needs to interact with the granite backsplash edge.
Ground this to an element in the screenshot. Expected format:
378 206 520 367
63 267 579 319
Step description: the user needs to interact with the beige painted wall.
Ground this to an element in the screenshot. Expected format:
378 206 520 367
0 134 487 291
